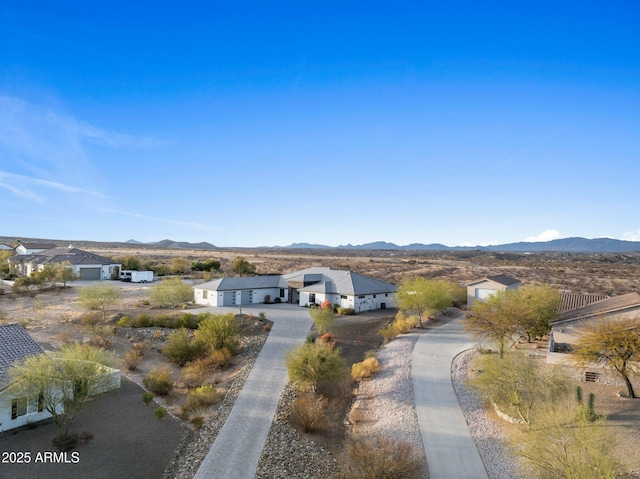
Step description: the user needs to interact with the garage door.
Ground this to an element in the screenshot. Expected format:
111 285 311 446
222 291 235 306
475 288 496 300
79 267 101 280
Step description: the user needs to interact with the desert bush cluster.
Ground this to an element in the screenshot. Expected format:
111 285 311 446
379 311 419 342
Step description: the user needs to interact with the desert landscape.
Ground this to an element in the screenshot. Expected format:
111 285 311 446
1 243 639 478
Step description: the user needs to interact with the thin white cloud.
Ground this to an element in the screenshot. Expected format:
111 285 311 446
0 95 168 204
0 171 108 203
524 229 562 242
622 229 640 241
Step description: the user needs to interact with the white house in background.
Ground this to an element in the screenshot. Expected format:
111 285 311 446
466 274 521 307
14 242 57 255
9 247 121 280
0 324 121 433
194 267 396 312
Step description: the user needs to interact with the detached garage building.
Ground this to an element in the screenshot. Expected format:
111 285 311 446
9 247 121 281
466 274 521 307
194 267 396 313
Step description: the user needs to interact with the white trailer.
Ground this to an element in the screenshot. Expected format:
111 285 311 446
131 271 154 283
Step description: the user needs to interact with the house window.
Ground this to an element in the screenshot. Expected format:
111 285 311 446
385 293 388 297
340 295 347 299
11 397 28 419
203 290 208 299
373 294 377 298
280 288 285 298
309 293 316 303
358 295 365 299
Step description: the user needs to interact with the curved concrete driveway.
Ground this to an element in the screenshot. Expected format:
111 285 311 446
412 317 489 479
194 304 312 479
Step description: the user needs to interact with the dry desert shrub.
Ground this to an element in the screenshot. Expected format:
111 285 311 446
290 393 328 433
351 356 381 380
180 358 210 388
123 349 142 371
338 434 423 479
143 366 174 396
185 385 220 411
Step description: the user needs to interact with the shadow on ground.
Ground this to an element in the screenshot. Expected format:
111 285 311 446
0 378 186 479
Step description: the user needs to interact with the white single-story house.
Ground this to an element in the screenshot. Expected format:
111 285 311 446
9 247 121 280
547 292 640 365
194 267 396 312
466 274 521 307
0 324 121 433
14 242 57 255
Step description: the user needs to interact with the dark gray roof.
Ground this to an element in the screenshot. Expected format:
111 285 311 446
554 292 640 324
466 275 521 287
284 267 396 296
0 324 45 390
19 243 57 250
198 275 287 291
9 247 119 267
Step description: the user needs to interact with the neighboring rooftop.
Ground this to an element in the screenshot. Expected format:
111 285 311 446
554 292 640 324
559 293 610 313
17 242 57 250
9 247 118 266
0 324 45 390
466 274 521 287
198 275 287 291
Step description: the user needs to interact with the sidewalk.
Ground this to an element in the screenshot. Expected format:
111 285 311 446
412 317 489 479
194 305 312 479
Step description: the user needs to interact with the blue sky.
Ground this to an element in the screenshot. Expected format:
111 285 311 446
1 1 639 247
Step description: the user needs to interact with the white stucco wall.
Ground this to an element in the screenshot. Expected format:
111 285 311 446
0 387 56 432
194 287 288 307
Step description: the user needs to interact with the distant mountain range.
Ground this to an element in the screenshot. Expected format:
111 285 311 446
282 237 640 253
2 236 638 254
126 239 217 250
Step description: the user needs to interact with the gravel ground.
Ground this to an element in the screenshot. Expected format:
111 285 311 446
352 333 428 477
452 349 526 479
162 334 267 479
163 330 525 479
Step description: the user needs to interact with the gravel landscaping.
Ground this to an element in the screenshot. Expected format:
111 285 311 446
162 334 267 479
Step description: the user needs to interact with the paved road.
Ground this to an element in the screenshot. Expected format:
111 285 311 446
194 304 312 479
412 317 489 479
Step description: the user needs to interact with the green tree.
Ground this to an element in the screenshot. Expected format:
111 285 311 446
56 262 79 287
309 306 336 335
195 313 240 353
0 250 13 277
285 342 345 392
516 284 561 342
119 255 141 271
231 256 257 276
78 283 121 321
572 317 640 398
191 259 221 272
512 398 620 479
9 343 117 440
468 352 568 426
149 278 193 314
395 277 459 327
465 289 523 357
12 275 42 293
171 257 191 275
